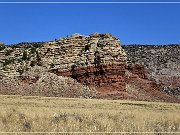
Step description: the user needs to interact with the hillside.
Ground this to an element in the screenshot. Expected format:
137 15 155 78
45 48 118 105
0 33 179 103
123 45 180 99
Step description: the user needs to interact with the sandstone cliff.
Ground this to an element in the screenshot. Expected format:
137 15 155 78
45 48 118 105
0 34 179 102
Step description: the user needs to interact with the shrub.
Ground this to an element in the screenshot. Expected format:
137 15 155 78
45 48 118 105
36 51 42 66
22 51 28 61
50 63 55 68
32 43 43 48
0 44 5 51
30 47 36 54
30 61 36 67
16 68 24 75
3 58 14 66
16 67 28 75
5 49 13 56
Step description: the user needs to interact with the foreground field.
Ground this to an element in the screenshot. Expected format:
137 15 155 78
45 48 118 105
0 95 180 135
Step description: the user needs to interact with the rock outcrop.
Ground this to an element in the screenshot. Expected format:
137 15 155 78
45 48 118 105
39 33 127 70
0 34 179 102
123 45 180 99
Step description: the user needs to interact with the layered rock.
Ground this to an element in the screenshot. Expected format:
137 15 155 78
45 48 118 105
0 33 179 102
123 45 180 99
39 33 127 70
0 33 127 99
51 64 127 92
0 33 126 75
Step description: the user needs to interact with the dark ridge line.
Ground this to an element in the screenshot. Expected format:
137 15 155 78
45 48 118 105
1 40 180 48
122 44 180 47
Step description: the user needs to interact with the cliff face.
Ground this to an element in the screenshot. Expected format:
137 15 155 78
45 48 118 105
40 33 127 70
51 64 127 92
0 33 126 75
0 33 128 99
0 34 179 102
123 45 180 99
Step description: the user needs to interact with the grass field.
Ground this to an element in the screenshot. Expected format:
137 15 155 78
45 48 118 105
0 95 180 135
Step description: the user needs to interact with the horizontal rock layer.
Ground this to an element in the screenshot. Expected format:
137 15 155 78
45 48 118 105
0 34 179 102
123 45 180 99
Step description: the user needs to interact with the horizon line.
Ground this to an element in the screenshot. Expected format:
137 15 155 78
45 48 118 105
0 1 180 4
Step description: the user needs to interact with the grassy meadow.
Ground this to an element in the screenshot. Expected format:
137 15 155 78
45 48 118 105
0 95 179 135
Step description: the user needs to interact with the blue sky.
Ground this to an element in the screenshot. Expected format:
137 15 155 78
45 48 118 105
0 0 180 45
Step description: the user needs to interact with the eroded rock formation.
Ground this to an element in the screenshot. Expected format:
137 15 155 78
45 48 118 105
0 33 179 102
0 73 96 98
123 45 180 99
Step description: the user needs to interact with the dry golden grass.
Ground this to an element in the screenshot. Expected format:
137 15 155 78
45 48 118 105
0 95 179 135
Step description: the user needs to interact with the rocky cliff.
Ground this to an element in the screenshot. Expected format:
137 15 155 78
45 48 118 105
0 34 179 102
123 45 180 99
